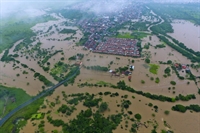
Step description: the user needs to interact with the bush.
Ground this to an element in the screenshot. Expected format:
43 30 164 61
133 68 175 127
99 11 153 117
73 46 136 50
141 80 145 84
148 103 153 107
155 77 160 83
145 58 150 63
99 102 108 112
164 110 170 115
164 67 171 74
172 104 186 113
134 113 142 120
170 81 176 85
128 111 133 115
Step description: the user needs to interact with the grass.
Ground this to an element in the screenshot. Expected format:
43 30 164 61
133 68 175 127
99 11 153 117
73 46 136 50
115 32 150 39
0 100 4 115
0 97 44 133
96 81 113 86
16 119 27 131
50 62 69 75
31 113 43 119
149 64 160 74
0 85 32 117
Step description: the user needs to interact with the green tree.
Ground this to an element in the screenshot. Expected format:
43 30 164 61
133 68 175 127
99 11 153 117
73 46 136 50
164 110 170 115
134 113 142 120
145 58 150 63
99 102 108 112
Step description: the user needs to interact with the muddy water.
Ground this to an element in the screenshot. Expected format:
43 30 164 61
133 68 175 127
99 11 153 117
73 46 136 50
21 84 200 133
0 62 44 95
2 10 200 133
0 12 84 95
168 19 200 52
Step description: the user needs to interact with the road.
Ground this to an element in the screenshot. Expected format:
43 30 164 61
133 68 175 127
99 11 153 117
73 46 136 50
0 68 79 127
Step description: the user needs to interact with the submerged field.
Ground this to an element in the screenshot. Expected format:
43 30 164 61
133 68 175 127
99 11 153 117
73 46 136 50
0 2 200 133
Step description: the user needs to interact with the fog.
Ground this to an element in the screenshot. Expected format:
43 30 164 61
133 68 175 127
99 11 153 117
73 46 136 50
0 0 82 18
70 0 133 14
0 0 199 18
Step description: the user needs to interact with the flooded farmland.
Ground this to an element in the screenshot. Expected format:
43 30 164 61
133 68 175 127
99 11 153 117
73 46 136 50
1 2 200 133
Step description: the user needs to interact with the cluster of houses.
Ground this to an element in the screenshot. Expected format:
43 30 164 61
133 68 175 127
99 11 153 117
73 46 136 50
75 3 140 52
93 38 140 57
109 66 134 81
174 63 191 73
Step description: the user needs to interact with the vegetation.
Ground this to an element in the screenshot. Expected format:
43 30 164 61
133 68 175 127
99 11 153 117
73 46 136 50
116 32 150 39
145 58 150 63
76 32 91 46
41 50 63 65
129 21 150 31
164 67 171 75
0 97 44 133
81 81 196 103
86 65 109 72
63 66 80 86
0 15 55 53
57 104 76 116
155 44 166 49
149 64 159 74
155 77 160 83
62 112 122 133
59 29 76 34
99 102 108 112
0 85 31 117
164 110 170 115
34 72 54 87
148 3 200 25
170 81 176 85
134 113 142 120
157 35 200 63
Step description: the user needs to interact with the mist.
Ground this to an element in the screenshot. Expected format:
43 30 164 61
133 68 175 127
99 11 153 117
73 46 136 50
0 0 82 18
1 0 199 19
69 0 133 14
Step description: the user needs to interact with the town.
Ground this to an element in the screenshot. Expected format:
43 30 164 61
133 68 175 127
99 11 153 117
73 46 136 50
74 2 141 56
93 37 140 57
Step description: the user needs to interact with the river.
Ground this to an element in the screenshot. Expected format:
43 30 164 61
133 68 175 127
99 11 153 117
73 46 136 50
168 19 200 52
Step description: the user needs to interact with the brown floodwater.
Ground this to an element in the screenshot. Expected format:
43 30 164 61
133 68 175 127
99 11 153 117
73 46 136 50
168 19 200 52
0 13 84 96
1 11 200 133
21 83 200 133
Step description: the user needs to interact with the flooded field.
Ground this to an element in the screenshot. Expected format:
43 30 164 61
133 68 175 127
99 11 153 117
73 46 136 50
0 13 84 95
1 9 200 133
168 19 200 52
21 83 200 133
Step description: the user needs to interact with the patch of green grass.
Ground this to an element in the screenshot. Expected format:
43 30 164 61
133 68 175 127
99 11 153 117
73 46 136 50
0 97 44 133
96 81 112 86
31 113 43 119
50 62 69 75
149 64 160 74
0 85 32 117
0 100 4 115
16 119 27 130
116 32 150 39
